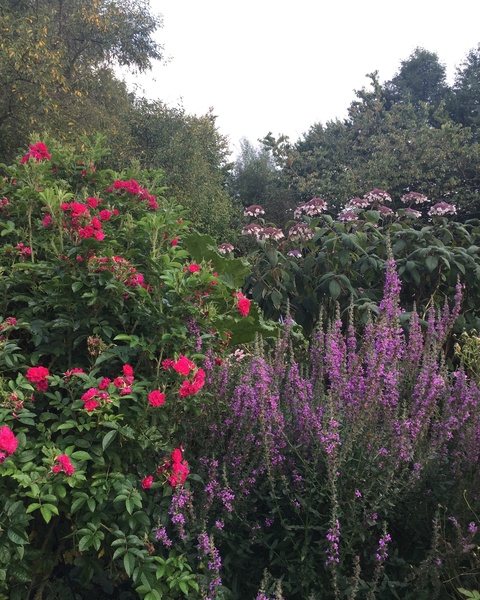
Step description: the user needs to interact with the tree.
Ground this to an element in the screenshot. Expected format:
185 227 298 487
0 0 163 162
267 71 480 218
230 138 275 207
450 43 480 134
129 99 241 239
384 47 449 110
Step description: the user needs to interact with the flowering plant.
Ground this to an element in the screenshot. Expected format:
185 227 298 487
0 137 264 598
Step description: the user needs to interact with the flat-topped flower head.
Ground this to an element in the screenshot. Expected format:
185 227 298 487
241 223 264 240
217 243 234 255
288 222 314 241
401 191 429 205
259 227 284 242
294 197 327 219
364 189 392 204
244 205 265 217
402 207 422 218
337 210 359 222
428 201 457 216
345 197 370 210
378 206 394 217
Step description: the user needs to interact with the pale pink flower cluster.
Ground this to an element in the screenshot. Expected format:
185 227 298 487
364 188 392 204
244 205 265 217
428 201 457 216
294 197 327 219
217 243 234 255
241 223 263 240
402 207 422 218
344 197 370 210
337 210 359 222
259 227 284 241
288 223 314 241
401 191 430 205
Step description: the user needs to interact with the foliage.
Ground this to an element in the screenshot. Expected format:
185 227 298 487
128 100 241 240
384 47 449 110
237 191 480 338
449 43 480 136
261 64 480 219
0 0 162 163
0 138 264 599
180 261 480 599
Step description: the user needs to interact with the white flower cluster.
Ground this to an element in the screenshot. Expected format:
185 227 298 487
294 197 327 219
428 202 457 216
241 223 264 240
217 243 234 255
378 206 394 217
402 207 422 218
364 188 392 204
243 205 265 217
344 197 370 210
259 227 284 241
401 191 429 205
288 223 314 241
337 210 359 222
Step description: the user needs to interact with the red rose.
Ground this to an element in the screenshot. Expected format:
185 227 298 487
0 426 18 455
148 390 165 407
142 475 154 489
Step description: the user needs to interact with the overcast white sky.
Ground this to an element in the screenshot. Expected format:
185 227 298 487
123 0 480 155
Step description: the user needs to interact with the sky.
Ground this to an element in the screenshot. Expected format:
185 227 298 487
122 0 480 156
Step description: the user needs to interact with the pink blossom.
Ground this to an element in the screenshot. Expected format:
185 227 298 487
148 390 166 407
0 426 18 455
26 366 50 391
173 355 196 376
53 454 75 476
142 475 154 489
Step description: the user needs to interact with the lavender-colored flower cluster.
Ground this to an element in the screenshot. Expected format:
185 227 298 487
197 532 222 598
244 205 265 217
288 222 314 241
401 191 429 205
364 188 392 204
183 258 480 596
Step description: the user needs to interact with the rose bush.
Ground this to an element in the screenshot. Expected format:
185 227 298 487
0 138 265 599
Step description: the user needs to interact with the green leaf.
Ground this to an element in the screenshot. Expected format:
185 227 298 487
102 429 117 451
71 281 84 292
124 551 135 576
71 450 91 461
329 279 341 301
40 505 55 524
178 581 188 595
7 529 29 545
71 496 87 514
425 255 438 272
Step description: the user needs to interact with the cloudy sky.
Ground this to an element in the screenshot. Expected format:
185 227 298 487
124 0 480 154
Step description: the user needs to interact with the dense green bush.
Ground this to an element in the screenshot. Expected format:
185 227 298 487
0 138 265 599
239 192 480 338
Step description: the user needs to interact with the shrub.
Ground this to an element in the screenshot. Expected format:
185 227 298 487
0 138 265 599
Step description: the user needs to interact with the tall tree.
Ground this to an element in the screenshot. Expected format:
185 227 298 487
0 0 163 162
129 99 240 239
384 47 449 111
450 44 480 134
230 138 275 207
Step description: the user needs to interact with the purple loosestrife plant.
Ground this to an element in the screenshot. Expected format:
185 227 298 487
183 258 480 599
